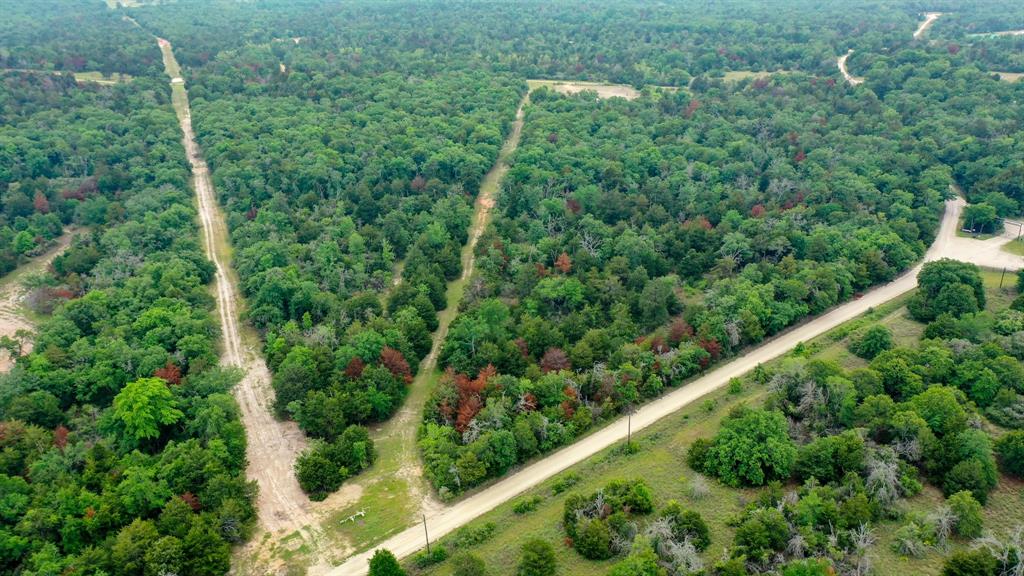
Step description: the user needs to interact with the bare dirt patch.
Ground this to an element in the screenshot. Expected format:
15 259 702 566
995 71 1024 82
0 232 74 372
527 79 640 100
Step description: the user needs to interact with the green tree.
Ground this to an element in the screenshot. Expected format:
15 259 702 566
113 377 183 445
909 260 985 321
700 407 796 487
941 549 998 576
518 538 557 576
947 491 983 538
295 444 346 500
995 431 1024 478
575 519 612 560
849 325 893 359
181 519 231 576
111 519 159 576
368 549 406 576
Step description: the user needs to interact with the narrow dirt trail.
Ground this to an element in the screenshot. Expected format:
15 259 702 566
838 49 865 86
155 37 314 538
330 192 1022 575
303 93 531 575
914 12 943 39
0 232 74 372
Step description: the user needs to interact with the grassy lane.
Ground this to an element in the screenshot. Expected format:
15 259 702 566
256 93 531 575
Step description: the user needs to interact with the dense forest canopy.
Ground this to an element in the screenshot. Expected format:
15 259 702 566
1 0 1023 574
1 2 250 575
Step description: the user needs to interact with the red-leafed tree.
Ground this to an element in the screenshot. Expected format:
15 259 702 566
410 174 427 192
668 318 694 344
794 150 806 163
455 395 482 433
684 99 701 119
554 252 572 274
452 365 497 432
566 197 582 214
53 425 69 451
154 361 182 385
180 492 201 511
540 347 571 373
33 191 49 214
649 335 669 354
344 357 366 379
514 338 530 358
380 346 412 383
698 338 722 361
750 204 766 218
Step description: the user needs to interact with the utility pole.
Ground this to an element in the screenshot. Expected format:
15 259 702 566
423 514 430 554
1000 267 1007 288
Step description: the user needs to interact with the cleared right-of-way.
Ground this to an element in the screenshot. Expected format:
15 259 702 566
330 193 1021 575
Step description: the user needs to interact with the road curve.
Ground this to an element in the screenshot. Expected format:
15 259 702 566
330 194 1022 575
914 12 943 40
156 37 314 535
838 49 865 86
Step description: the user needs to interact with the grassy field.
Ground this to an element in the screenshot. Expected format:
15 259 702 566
0 69 131 84
72 71 132 84
721 70 792 82
405 276 1022 576
1003 239 1024 256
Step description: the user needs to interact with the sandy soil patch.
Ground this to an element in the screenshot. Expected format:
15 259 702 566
527 79 640 100
913 12 943 39
838 49 865 86
0 233 74 372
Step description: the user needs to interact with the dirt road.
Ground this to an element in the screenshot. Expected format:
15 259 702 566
913 12 943 39
156 37 314 536
329 193 1022 575
838 49 864 86
0 232 74 372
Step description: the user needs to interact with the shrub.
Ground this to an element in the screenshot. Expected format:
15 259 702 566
733 508 789 561
513 495 543 514
849 325 893 359
411 546 448 568
891 521 931 558
947 491 983 538
941 549 998 576
518 538 557 576
449 522 496 549
575 519 613 560
660 501 710 551
551 472 579 494
451 552 488 576
782 559 834 576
